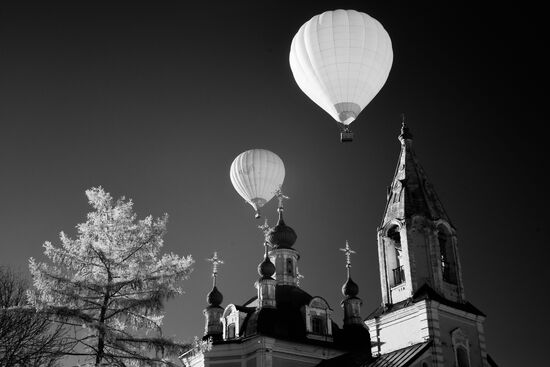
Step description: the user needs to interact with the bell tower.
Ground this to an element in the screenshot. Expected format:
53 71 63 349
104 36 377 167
366 120 492 367
378 119 465 306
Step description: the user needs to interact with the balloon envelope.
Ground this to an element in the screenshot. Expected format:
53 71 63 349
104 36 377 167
289 9 393 125
230 149 285 216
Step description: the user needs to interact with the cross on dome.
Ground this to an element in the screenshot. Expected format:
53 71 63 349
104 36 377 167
340 241 356 269
258 218 271 236
206 252 224 286
275 187 289 210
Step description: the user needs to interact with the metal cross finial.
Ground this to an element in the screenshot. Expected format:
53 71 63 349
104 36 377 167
262 241 272 258
401 113 406 127
206 252 224 287
339 241 356 269
258 218 270 236
274 187 289 209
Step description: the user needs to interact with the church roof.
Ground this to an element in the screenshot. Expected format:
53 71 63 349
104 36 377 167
241 285 312 340
316 341 431 367
381 123 453 228
215 284 369 349
365 283 485 320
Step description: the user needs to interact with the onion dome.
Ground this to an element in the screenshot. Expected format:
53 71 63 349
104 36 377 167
267 210 297 248
207 286 223 307
342 276 359 298
258 255 276 278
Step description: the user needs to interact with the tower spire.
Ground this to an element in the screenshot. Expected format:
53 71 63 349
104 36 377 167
377 123 464 307
399 112 413 141
383 117 451 227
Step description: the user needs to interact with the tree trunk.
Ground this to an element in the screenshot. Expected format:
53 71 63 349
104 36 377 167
96 272 111 366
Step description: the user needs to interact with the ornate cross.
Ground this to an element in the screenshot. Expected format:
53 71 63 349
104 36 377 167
258 218 271 236
339 241 356 276
206 252 224 286
275 187 289 209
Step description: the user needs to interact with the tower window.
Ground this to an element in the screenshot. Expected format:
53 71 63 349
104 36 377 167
438 227 457 284
451 328 470 367
456 346 470 367
388 226 401 248
392 265 405 286
386 225 405 287
286 258 293 275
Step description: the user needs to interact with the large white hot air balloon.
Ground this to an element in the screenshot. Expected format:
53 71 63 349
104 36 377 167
289 9 393 142
230 149 285 218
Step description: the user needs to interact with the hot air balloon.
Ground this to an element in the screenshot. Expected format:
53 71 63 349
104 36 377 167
230 149 285 219
289 9 393 142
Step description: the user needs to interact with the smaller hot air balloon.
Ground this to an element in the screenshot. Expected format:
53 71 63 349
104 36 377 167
230 149 285 219
289 9 393 142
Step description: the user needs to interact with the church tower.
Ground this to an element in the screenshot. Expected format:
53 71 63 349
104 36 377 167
377 120 464 305
366 121 494 367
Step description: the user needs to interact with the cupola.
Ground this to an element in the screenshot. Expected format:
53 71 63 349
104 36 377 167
267 207 297 248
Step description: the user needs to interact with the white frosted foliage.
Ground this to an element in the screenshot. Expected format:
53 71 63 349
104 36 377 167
27 187 194 366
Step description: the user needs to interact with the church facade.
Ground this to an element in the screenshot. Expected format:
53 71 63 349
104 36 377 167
180 124 497 367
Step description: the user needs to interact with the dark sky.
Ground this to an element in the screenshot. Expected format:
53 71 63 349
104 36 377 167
0 2 546 365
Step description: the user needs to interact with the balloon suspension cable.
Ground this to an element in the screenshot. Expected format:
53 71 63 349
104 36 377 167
339 241 356 278
206 252 224 287
275 187 289 213
255 208 261 219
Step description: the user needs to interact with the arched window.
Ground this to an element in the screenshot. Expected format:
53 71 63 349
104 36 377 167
388 226 401 247
305 297 333 340
438 226 457 284
387 225 404 287
286 258 293 276
456 346 470 367
452 328 470 367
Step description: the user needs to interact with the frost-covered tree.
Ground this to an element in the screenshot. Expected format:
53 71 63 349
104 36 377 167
28 187 194 366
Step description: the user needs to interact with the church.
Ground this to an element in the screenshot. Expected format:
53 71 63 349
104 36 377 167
179 123 498 367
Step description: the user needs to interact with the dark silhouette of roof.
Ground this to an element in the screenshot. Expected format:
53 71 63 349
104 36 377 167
365 283 485 320
317 341 431 367
215 284 370 350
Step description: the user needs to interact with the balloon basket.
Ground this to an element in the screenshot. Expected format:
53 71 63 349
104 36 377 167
340 131 354 142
